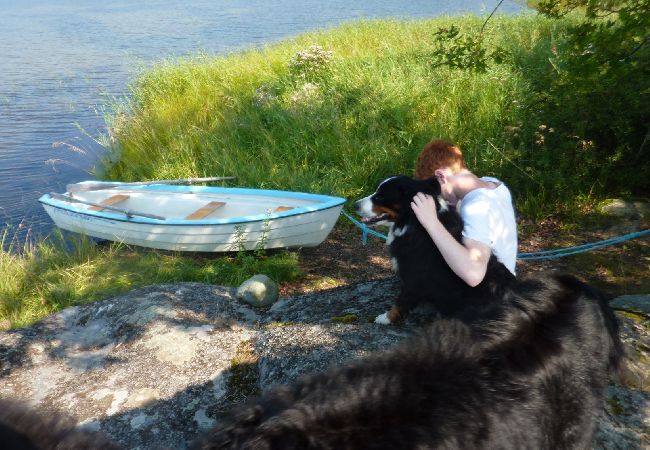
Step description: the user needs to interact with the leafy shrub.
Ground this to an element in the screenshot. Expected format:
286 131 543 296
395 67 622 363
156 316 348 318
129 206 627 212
534 0 650 195
430 1 649 200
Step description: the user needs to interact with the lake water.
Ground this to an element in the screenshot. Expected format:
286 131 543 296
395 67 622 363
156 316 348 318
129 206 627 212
0 0 525 248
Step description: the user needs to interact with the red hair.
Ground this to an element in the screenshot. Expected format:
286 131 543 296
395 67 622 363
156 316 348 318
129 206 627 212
415 139 467 180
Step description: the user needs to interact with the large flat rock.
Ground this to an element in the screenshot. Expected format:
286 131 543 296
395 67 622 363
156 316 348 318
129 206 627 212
0 280 648 449
0 284 260 448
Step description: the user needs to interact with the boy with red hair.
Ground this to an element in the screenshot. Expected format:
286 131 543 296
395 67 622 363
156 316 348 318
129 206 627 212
412 139 517 286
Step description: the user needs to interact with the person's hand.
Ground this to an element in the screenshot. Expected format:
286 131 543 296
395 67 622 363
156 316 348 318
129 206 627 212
411 192 441 231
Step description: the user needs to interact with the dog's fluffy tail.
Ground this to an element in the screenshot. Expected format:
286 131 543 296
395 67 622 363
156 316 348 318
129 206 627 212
470 273 624 375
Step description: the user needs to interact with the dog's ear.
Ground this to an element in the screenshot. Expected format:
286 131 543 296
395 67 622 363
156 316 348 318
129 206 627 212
397 177 422 200
413 177 440 197
424 177 441 195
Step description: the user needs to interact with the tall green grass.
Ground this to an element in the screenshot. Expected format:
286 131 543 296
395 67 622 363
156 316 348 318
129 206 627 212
0 229 300 329
103 15 568 211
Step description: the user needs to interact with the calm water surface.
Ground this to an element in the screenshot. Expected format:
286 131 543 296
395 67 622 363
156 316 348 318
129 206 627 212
0 0 525 246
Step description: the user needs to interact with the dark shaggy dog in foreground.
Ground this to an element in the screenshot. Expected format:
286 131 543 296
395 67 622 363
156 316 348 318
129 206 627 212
193 273 623 449
0 399 119 450
354 175 516 324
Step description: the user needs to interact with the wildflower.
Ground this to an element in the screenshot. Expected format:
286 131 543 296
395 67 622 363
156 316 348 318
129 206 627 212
290 83 320 107
288 45 333 81
252 85 276 108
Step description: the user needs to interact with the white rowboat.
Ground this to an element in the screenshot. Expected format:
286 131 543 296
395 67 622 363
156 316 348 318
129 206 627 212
39 181 346 252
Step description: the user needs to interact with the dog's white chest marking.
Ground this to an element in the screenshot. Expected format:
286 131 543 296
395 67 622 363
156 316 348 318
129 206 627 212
393 225 408 237
437 196 449 212
387 224 408 246
391 257 399 273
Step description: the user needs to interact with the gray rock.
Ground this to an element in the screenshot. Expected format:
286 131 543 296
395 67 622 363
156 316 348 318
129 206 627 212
600 199 650 220
259 279 410 388
594 385 650 450
0 283 259 449
611 294 650 315
0 280 647 449
615 310 650 392
236 274 279 307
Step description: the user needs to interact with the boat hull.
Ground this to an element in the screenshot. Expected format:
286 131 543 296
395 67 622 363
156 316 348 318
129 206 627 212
39 184 345 252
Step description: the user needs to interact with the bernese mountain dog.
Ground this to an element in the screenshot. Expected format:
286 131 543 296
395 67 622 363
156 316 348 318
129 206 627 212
354 175 516 324
193 273 623 449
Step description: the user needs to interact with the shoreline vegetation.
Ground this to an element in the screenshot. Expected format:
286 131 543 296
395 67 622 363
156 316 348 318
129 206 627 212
2 13 648 329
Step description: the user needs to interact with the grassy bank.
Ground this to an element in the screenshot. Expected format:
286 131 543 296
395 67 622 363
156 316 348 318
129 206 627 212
0 230 301 328
104 13 647 211
2 13 647 329
104 14 568 212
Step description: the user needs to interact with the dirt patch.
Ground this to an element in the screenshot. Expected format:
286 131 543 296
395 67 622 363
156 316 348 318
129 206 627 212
279 225 392 296
280 216 650 298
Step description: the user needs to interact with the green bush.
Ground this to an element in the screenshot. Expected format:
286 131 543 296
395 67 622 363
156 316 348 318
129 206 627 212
534 0 650 195
428 2 649 204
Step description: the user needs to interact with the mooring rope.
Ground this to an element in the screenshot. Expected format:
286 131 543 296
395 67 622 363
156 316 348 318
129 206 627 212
517 229 650 260
340 211 649 261
341 211 389 245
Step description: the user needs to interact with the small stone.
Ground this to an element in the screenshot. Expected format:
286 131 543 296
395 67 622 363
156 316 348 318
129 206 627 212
236 274 279 307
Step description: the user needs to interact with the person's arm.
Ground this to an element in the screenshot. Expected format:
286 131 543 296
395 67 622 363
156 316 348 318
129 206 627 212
411 192 490 287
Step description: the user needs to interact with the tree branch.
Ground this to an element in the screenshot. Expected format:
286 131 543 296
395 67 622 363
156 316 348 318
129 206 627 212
622 35 650 61
481 0 506 34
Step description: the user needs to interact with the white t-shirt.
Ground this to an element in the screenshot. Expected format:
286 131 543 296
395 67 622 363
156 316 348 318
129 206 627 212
459 177 517 275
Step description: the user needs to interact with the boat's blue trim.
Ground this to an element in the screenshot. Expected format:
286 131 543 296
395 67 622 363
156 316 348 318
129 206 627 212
38 184 346 226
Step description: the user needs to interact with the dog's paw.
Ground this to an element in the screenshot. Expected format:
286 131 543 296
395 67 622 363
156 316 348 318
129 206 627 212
374 312 392 325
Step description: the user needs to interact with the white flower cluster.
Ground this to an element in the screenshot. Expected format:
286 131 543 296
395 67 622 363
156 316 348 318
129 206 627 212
252 84 276 108
288 45 333 79
290 82 320 107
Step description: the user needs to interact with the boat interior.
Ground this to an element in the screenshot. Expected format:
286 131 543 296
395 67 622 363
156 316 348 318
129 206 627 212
75 191 300 221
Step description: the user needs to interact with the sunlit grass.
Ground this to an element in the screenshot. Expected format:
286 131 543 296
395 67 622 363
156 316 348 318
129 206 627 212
0 229 301 329
102 15 567 212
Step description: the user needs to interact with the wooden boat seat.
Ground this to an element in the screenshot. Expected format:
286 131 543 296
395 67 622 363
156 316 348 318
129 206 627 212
185 201 226 220
89 194 130 211
274 206 294 213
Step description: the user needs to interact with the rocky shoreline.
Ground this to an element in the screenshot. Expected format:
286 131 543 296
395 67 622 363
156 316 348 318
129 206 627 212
1 280 648 448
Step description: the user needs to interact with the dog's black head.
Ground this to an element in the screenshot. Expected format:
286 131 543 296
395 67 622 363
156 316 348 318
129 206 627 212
354 175 445 227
